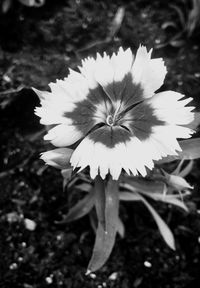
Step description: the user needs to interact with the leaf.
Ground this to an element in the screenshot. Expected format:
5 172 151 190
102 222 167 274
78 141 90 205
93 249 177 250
18 0 45 7
186 112 200 130
158 138 200 163
108 6 125 38
170 39 185 47
116 216 125 238
138 190 188 212
123 177 164 194
170 4 186 28
135 192 175 250
2 0 12 13
179 138 200 159
159 196 188 211
179 160 193 177
55 189 94 224
122 181 188 212
61 168 73 191
87 180 119 273
94 176 106 230
76 183 92 192
161 21 178 30
119 191 141 201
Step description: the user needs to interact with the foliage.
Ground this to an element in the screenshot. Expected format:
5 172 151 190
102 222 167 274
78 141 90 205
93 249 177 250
56 132 200 273
1 0 45 13
161 0 200 47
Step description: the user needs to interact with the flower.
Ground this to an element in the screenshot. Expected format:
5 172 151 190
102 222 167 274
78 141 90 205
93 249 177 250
40 148 73 169
34 46 194 180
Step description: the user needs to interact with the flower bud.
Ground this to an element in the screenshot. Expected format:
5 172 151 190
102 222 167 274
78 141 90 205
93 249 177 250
162 170 193 191
40 148 73 169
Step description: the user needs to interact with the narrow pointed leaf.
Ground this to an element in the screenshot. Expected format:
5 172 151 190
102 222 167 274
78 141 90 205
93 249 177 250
116 216 125 238
56 189 94 224
178 160 193 177
172 158 185 175
136 192 175 250
94 176 106 230
122 184 188 212
186 112 200 130
122 178 165 194
179 138 200 159
76 183 92 192
139 190 189 212
87 180 119 273
61 168 73 190
158 138 200 163
159 197 188 211
119 191 141 201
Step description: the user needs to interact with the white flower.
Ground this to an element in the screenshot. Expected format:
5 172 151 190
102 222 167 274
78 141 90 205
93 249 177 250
34 46 194 180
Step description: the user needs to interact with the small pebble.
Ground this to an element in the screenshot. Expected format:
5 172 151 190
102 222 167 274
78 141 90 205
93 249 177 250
144 261 152 268
6 212 19 223
193 45 198 50
155 39 161 44
89 273 96 279
141 12 147 18
108 272 118 281
9 263 18 270
56 234 62 241
45 275 53 284
194 73 200 78
3 74 11 83
24 219 37 231
21 242 27 248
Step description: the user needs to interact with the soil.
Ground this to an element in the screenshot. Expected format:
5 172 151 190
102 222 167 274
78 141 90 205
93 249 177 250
1 0 200 287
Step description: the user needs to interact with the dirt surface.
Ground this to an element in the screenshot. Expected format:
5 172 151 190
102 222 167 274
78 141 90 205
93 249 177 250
1 0 200 287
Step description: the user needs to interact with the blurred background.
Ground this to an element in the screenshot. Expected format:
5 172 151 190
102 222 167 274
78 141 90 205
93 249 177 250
0 0 200 287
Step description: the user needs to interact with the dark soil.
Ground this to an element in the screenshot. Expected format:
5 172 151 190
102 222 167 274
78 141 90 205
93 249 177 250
1 0 200 287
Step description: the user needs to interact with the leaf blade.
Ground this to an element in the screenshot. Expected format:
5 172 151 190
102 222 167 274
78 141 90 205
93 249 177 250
56 189 94 224
158 137 200 163
136 193 176 250
87 180 119 273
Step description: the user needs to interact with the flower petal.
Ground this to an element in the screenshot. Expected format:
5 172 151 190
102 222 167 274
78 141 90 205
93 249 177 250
131 45 167 98
148 91 194 125
70 137 126 180
94 52 115 89
78 56 99 89
44 124 83 147
35 107 72 125
70 133 154 179
111 47 134 82
34 86 76 125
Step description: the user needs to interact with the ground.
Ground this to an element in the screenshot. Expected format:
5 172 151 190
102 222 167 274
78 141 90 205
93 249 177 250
0 0 200 287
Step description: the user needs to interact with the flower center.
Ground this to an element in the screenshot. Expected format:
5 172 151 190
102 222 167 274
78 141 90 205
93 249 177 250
106 115 115 126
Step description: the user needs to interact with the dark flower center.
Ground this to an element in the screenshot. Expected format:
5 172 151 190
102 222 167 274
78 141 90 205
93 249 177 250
64 72 165 147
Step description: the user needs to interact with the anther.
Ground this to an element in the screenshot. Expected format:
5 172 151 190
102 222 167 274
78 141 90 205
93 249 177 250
106 115 114 126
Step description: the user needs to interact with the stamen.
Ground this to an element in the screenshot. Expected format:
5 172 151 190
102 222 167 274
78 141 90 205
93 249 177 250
106 115 114 126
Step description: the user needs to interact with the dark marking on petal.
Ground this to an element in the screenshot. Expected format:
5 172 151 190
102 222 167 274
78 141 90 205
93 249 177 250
127 101 165 140
64 84 113 135
64 72 156 144
88 126 132 148
105 72 144 110
64 99 97 134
